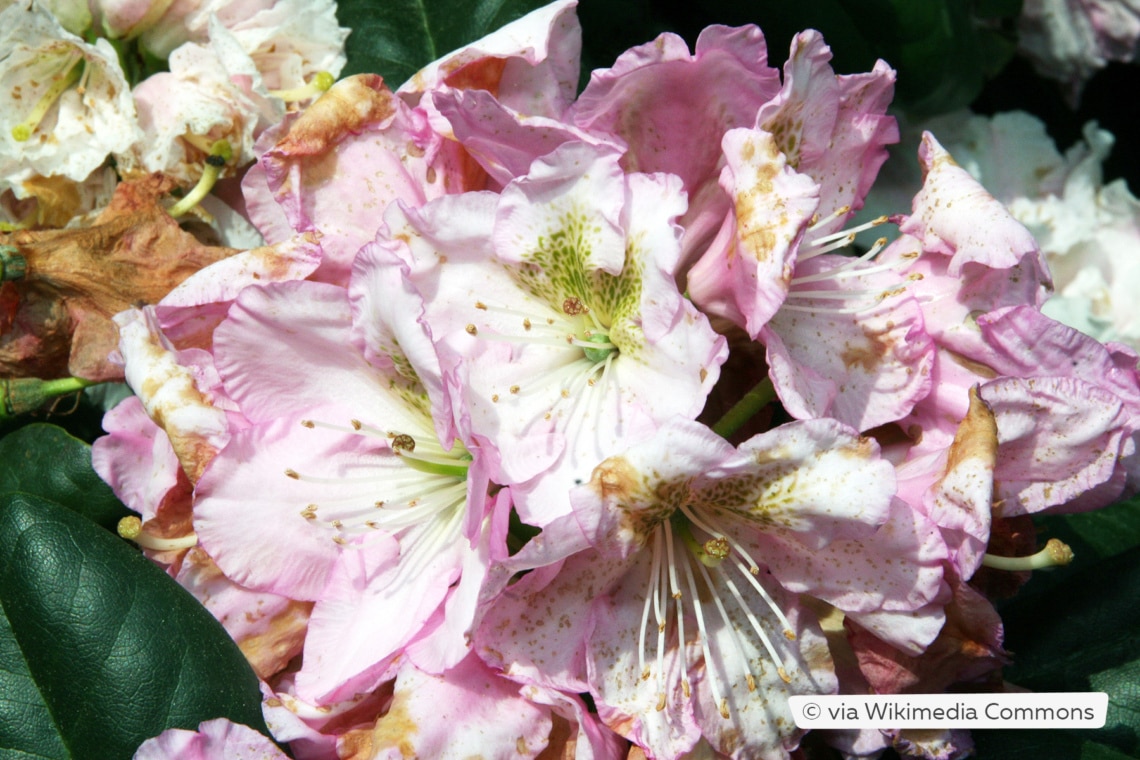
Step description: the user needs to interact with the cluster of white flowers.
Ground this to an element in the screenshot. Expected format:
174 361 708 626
0 0 347 230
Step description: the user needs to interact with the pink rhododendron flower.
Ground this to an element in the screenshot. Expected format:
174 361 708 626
388 141 726 527
133 718 288 760
479 417 945 759
906 111 1140 352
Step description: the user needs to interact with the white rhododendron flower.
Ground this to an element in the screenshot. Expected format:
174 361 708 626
0 0 140 193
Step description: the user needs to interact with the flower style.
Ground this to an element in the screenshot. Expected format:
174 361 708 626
479 417 945 759
388 141 726 527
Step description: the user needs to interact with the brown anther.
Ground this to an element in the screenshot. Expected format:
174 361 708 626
391 433 415 452
509 385 520 394
300 505 317 520
522 318 532 331
682 680 691 698
332 536 346 545
718 699 730 719
366 520 379 529
465 324 478 335
562 297 587 315
331 519 343 528
285 468 300 479
746 674 757 692
656 694 667 712
475 301 487 310
351 419 363 430
374 501 385 508
778 667 792 684
300 419 315 428
492 394 500 403
560 389 570 398
784 630 797 641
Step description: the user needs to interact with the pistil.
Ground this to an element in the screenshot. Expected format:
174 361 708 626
11 52 83 142
269 71 336 102
168 139 233 217
982 538 1074 571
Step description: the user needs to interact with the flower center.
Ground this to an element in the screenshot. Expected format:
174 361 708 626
465 294 621 428
781 209 922 315
283 417 470 556
636 505 798 720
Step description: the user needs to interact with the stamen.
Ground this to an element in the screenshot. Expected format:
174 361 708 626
713 562 793 685
11 52 83 142
637 527 659 683
663 520 690 699
696 559 758 706
806 205 852 235
680 551 727 718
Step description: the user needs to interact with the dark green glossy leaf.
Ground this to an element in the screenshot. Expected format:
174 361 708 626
0 493 267 760
977 546 1140 758
0 423 130 532
337 0 553 86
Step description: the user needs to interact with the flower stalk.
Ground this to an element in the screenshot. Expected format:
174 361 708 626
1 376 96 419
711 376 777 439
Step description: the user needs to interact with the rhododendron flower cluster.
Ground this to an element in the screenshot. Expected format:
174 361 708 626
81 2 1140 759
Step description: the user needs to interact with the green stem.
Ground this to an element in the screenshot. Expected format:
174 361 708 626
1 377 97 418
711 377 776 439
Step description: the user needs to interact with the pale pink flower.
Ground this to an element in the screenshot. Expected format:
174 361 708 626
368 653 623 760
479 418 946 759
191 255 496 703
133 718 287 760
388 141 726 527
242 1 582 284
120 18 282 185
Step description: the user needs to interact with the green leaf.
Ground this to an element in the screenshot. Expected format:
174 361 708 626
0 493 267 760
0 423 130 532
976 546 1140 758
1053 494 1140 561
337 0 552 86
